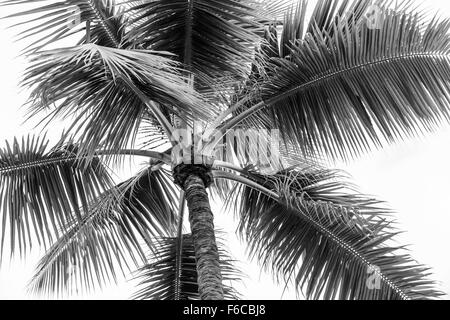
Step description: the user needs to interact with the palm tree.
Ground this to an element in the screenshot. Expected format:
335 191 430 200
0 0 448 300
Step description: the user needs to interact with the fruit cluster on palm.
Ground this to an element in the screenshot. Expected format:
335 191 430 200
0 0 448 300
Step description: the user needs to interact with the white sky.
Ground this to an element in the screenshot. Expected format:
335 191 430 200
0 0 449 300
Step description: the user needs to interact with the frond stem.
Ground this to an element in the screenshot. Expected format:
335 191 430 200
212 160 246 174
212 170 278 198
184 0 194 70
86 20 91 43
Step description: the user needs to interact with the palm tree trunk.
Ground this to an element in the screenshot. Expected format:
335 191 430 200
183 173 224 300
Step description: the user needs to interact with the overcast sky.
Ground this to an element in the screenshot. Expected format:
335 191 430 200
0 0 449 300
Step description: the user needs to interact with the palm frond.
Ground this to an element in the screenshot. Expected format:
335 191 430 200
231 0 450 160
28 166 179 295
1 0 126 51
222 166 443 300
133 233 241 300
23 44 211 158
0 135 113 258
125 0 266 81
